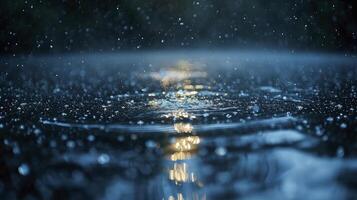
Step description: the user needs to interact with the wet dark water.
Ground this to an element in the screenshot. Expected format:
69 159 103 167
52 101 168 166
0 50 356 200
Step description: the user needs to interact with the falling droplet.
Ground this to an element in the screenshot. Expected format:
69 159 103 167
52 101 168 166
215 147 227 156
336 147 344 157
340 123 347 129
18 164 30 176
145 140 156 148
97 154 110 165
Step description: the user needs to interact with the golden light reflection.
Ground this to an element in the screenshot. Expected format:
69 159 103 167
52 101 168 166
175 90 198 98
162 109 194 120
150 60 207 88
170 136 200 152
168 193 184 200
167 122 201 187
150 60 206 200
174 123 193 133
170 151 194 161
169 163 197 183
182 84 205 90
168 193 206 200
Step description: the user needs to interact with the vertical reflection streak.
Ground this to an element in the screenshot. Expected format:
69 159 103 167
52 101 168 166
152 60 206 200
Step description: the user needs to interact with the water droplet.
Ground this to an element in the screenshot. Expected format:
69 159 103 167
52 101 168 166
117 135 125 142
18 164 30 176
34 128 41 135
87 135 95 142
97 154 110 165
131 134 138 140
145 140 156 148
66 140 75 148
215 147 227 156
252 104 260 113
315 126 323 136
336 147 344 157
326 117 334 122
335 104 343 109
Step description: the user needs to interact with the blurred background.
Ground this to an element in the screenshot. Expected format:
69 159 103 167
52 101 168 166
1 0 356 54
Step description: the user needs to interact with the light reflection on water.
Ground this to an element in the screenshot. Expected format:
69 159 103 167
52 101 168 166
2 52 356 199
153 60 207 200
165 122 204 200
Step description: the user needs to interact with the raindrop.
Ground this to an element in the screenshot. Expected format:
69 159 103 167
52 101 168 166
97 154 110 165
336 147 344 157
252 104 260 113
326 117 334 122
34 129 41 135
315 126 323 136
87 135 95 142
335 104 343 109
131 134 138 140
66 140 75 148
215 147 227 156
18 164 30 176
145 140 156 148
117 135 125 141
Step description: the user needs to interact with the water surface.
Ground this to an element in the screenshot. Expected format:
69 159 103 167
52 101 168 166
0 50 356 199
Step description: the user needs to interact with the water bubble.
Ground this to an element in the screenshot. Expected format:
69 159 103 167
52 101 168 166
18 164 30 176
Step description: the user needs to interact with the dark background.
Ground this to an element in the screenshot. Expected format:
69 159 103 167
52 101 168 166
1 0 356 54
